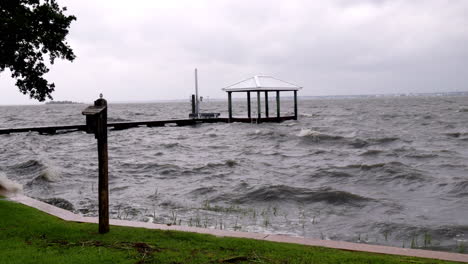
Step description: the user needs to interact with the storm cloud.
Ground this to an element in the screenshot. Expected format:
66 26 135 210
1 0 467 104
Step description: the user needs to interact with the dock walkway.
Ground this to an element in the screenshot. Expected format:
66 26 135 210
0 116 296 135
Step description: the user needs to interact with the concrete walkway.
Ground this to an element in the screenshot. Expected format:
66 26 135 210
8 194 468 263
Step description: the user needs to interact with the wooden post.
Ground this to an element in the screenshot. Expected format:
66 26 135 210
276 91 280 121
264 91 269 118
191 94 196 116
228 92 233 122
247 91 251 120
95 98 109 234
293 90 298 120
82 96 109 234
257 91 261 122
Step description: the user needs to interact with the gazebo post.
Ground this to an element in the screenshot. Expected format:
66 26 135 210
228 91 233 122
294 90 298 120
264 91 269 118
276 91 280 121
257 91 261 122
247 91 251 120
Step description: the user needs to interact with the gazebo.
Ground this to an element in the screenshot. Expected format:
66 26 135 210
222 75 302 123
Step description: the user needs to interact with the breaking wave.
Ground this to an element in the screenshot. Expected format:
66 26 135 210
297 129 343 141
0 173 23 196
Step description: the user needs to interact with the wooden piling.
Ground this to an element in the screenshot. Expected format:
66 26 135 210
191 94 196 115
82 97 109 234
293 90 298 120
228 92 233 122
276 91 280 120
264 91 269 118
96 98 109 234
247 91 251 120
257 91 261 122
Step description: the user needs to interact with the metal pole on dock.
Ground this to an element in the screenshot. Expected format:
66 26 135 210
195 68 199 118
294 90 298 120
191 94 196 116
276 91 280 121
247 92 251 120
228 92 233 122
257 91 261 122
264 91 269 118
82 95 109 234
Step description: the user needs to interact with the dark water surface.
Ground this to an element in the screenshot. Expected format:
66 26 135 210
1 96 467 253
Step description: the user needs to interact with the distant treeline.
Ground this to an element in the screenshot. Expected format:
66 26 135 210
45 101 82 105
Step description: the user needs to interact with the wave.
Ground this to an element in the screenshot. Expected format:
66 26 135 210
297 129 400 148
11 159 44 170
7 159 61 183
449 180 468 197
360 149 383 156
36 167 61 182
352 137 400 148
297 129 343 141
214 185 374 206
111 186 130 192
204 132 218 138
404 153 438 159
193 160 238 172
189 186 218 196
349 139 368 148
345 163 386 170
115 161 183 177
320 162 432 185
0 173 23 196
246 129 287 139
373 137 399 144
312 169 354 179
445 132 468 140
25 168 61 187
161 142 186 149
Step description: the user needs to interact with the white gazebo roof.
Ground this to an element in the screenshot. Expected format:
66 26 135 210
222 75 302 92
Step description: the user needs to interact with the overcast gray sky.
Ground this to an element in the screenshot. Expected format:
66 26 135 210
1 0 468 104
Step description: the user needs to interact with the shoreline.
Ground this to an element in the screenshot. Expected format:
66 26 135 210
7 194 468 263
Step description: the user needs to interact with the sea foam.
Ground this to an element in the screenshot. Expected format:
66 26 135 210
0 173 23 196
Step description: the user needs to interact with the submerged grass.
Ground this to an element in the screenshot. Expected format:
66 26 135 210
0 198 463 264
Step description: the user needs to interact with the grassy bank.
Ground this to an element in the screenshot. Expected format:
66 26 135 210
0 198 461 264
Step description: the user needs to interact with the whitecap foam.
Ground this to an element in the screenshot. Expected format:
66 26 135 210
297 129 344 141
38 167 61 182
297 128 320 137
0 173 23 196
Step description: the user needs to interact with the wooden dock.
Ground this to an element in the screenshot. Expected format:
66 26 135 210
0 116 296 135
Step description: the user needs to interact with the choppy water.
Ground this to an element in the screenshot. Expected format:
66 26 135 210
1 96 468 253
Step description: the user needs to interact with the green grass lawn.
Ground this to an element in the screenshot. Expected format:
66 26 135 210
0 198 462 264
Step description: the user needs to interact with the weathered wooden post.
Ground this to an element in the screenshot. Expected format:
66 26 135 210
264 91 269 118
257 91 261 122
82 95 109 234
191 94 196 117
276 91 280 121
228 91 233 122
247 91 251 120
293 90 298 120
